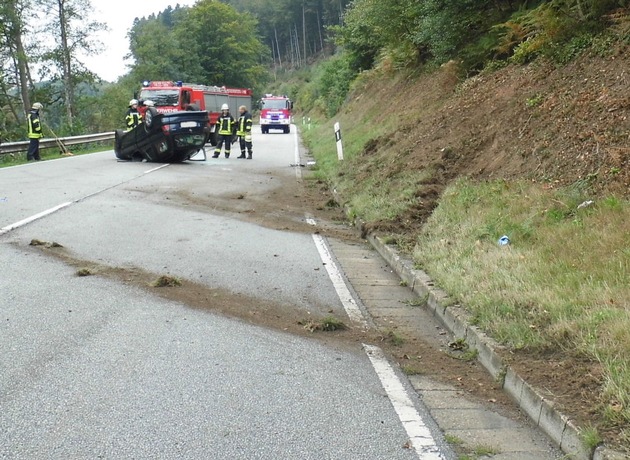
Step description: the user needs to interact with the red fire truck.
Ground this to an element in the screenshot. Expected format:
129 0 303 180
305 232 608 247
259 94 293 134
138 80 252 145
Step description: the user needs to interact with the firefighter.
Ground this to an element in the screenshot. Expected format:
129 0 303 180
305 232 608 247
26 102 44 161
125 99 142 130
213 104 235 158
236 105 253 159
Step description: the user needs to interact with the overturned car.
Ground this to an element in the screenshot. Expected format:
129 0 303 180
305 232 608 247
114 107 210 163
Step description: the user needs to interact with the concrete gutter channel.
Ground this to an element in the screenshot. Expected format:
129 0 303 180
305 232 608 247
362 232 625 460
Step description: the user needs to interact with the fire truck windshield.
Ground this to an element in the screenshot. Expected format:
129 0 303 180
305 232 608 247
140 89 179 106
262 99 287 110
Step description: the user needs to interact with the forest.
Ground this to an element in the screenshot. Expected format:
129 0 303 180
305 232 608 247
1 0 628 140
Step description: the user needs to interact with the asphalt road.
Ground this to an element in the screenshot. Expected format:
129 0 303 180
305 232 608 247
0 127 453 459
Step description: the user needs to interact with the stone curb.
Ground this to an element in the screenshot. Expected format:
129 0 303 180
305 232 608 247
365 233 624 460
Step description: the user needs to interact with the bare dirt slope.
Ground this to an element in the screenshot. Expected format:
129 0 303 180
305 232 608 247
346 46 629 237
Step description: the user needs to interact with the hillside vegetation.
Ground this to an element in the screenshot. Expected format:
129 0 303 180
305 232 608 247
287 6 630 452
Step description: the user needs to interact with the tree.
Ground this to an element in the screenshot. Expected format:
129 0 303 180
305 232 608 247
174 1 268 87
127 1 269 90
40 0 106 131
127 16 184 82
1 0 34 117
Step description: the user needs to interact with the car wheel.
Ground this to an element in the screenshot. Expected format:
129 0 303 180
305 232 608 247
144 107 158 130
284 126 290 134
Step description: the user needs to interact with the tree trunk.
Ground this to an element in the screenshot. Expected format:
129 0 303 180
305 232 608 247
316 8 324 53
57 0 75 129
5 1 31 115
294 23 301 67
274 27 282 68
302 1 307 62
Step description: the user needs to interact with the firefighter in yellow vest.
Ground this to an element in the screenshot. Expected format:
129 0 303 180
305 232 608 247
236 105 253 159
125 99 142 130
213 104 235 158
27 102 44 161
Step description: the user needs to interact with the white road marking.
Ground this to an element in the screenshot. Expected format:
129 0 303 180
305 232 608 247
0 202 73 236
144 164 170 174
0 163 170 237
364 344 445 460
306 216 367 327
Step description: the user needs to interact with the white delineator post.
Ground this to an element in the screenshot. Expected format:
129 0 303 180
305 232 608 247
334 121 343 160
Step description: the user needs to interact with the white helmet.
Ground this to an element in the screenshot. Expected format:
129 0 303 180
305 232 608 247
143 100 155 107
129 99 138 106
32 102 43 110
221 103 229 111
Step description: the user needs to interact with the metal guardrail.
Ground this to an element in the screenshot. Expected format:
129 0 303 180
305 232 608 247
0 132 115 155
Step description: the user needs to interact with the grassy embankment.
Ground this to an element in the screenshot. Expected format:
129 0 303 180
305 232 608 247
294 58 630 443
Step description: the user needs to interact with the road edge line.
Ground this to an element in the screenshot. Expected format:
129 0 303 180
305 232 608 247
308 226 367 327
363 344 446 460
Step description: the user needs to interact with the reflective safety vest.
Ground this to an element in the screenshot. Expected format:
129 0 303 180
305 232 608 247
125 109 142 130
216 114 234 135
237 112 252 136
27 110 43 139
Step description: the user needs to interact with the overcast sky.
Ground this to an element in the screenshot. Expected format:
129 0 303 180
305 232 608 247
82 1 198 82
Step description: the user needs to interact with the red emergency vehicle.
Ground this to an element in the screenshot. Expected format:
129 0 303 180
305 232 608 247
259 94 293 134
138 81 252 145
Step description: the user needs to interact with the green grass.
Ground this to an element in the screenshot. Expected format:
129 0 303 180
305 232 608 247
384 330 405 347
414 178 630 426
447 429 503 459
444 434 464 446
580 425 603 450
402 295 428 307
401 364 423 375
0 143 110 169
472 444 500 456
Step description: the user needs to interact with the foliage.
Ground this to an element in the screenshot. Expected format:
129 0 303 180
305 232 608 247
412 0 507 65
493 0 627 65
127 1 268 90
335 0 628 77
316 53 356 116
